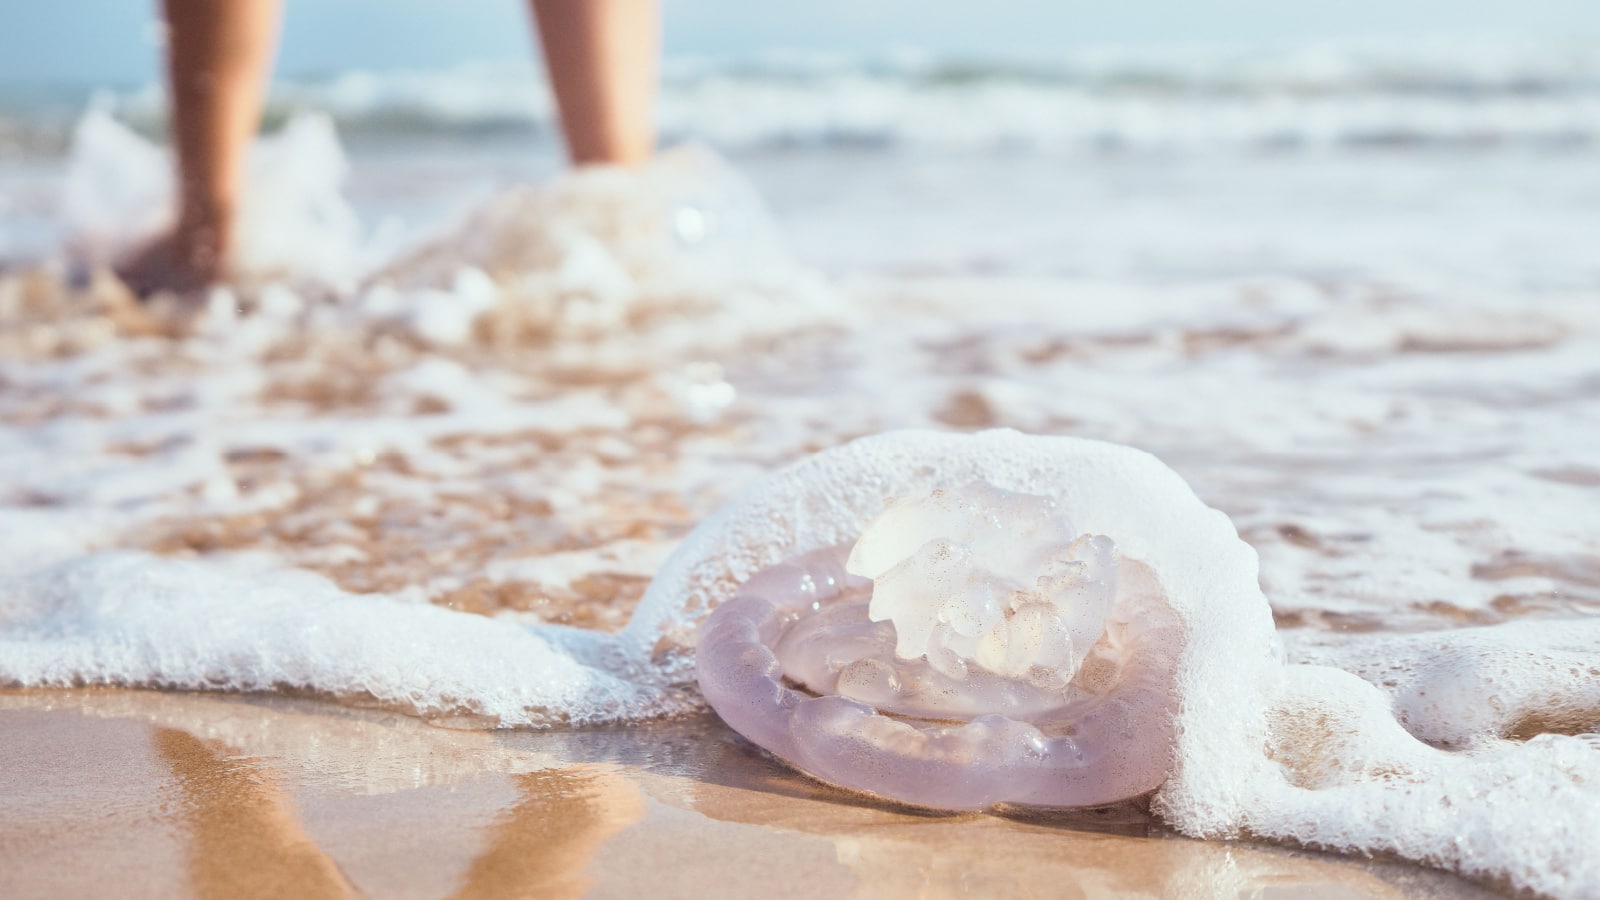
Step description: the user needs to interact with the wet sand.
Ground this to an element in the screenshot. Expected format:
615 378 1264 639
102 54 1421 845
0 688 1499 899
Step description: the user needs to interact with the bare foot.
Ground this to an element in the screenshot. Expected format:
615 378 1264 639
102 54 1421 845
115 221 231 300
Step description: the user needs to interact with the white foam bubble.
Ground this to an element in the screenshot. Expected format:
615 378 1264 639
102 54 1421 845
375 142 845 363
0 551 671 726
64 108 371 289
1286 619 1600 748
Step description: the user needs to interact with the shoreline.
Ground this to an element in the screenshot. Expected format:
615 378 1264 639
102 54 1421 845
5 96 1597 899
0 687 1501 899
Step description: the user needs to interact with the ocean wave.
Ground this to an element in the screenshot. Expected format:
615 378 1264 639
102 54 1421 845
5 39 1600 153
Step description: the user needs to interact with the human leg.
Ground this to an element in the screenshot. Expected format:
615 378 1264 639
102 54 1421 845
119 0 281 296
528 0 659 167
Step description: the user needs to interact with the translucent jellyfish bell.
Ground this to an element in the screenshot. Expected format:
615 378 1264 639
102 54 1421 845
848 484 1117 681
697 481 1183 811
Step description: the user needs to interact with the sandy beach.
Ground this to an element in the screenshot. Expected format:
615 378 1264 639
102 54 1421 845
0 688 1502 899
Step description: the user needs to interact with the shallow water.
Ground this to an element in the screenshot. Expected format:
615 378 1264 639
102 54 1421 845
0 689 1499 900
1 49 1599 894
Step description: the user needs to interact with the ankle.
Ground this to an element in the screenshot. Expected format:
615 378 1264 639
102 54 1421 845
172 211 234 275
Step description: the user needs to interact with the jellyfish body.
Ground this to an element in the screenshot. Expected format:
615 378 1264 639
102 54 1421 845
696 481 1184 811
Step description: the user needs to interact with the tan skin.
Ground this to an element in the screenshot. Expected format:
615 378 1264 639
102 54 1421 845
119 0 660 298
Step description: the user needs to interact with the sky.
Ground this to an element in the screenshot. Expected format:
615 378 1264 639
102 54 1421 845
2 0 1598 86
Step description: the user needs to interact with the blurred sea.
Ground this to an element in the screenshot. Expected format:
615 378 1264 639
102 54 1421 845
8 38 1600 148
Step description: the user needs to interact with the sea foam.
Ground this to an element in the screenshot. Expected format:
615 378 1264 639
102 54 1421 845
4 430 1596 895
65 108 369 290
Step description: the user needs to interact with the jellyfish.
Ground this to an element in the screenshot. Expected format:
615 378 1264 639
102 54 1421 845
696 471 1187 811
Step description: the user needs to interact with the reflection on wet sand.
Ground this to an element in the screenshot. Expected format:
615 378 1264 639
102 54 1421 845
449 767 645 900
154 728 359 900
1 690 1499 900
151 718 645 900
660 732 1437 900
